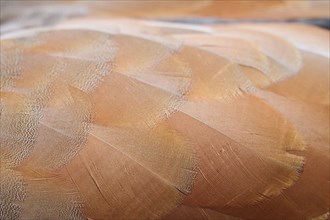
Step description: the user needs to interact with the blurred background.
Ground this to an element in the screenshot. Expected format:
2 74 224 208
1 0 329 34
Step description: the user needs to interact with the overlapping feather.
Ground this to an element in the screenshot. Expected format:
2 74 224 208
1 17 329 220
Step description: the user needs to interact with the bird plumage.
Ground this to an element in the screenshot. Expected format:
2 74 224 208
0 4 329 220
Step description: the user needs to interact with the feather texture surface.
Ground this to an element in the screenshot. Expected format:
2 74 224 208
0 12 329 220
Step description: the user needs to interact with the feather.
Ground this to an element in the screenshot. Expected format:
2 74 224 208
214 90 329 219
229 24 330 58
171 30 302 86
269 51 329 105
65 122 196 219
167 110 303 208
164 205 242 220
